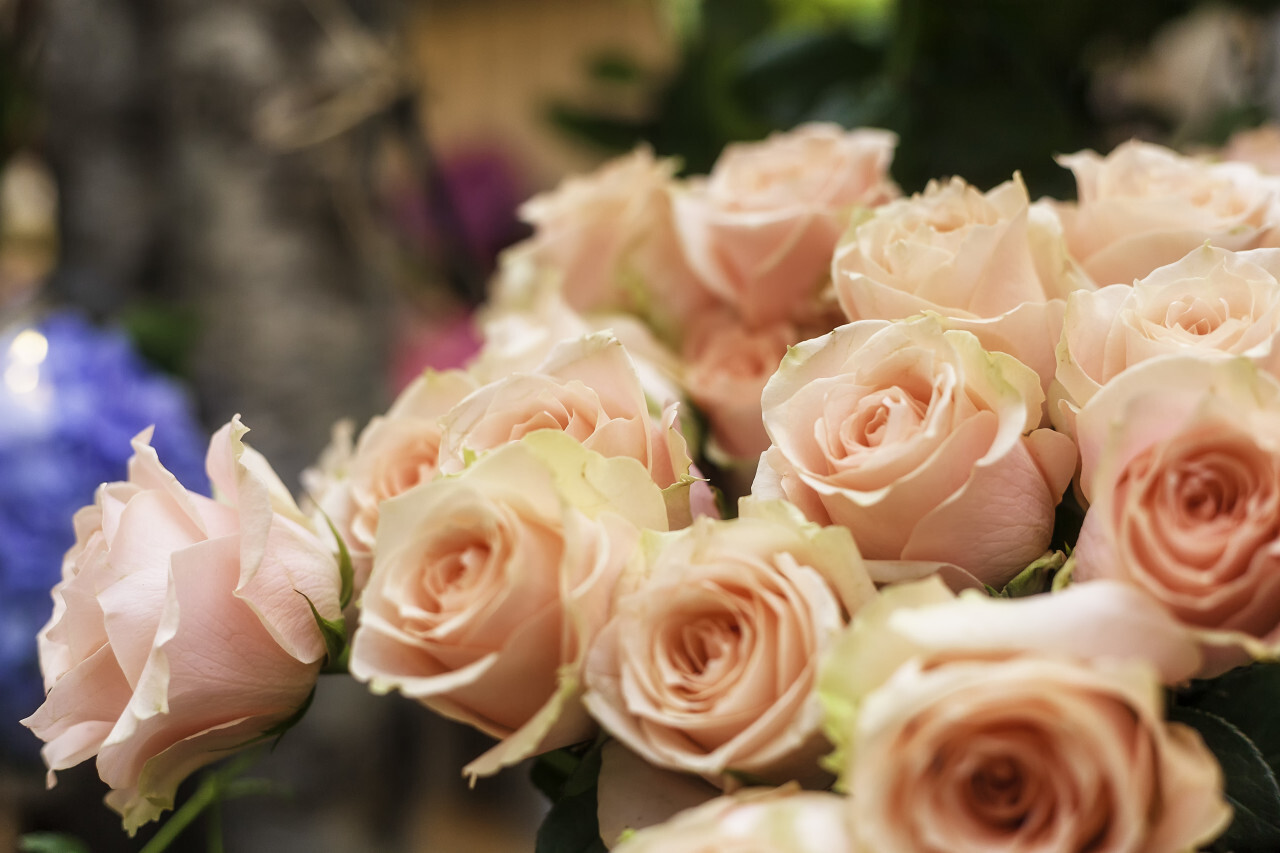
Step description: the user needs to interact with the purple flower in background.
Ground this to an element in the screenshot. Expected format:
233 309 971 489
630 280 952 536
0 310 207 763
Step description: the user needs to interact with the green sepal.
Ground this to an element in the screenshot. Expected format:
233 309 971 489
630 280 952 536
990 550 1068 598
318 512 355 610
298 590 349 674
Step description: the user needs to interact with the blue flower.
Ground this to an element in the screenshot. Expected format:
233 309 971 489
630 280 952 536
0 310 207 762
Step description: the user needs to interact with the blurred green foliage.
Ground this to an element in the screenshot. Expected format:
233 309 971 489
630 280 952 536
553 0 1280 197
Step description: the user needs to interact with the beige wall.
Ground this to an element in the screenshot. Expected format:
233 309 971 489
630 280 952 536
408 0 675 189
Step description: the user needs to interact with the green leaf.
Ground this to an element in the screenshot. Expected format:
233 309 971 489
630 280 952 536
534 740 608 853
1168 705 1280 852
18 834 90 853
1180 664 1280 773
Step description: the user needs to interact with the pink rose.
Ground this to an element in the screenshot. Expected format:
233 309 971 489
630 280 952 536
1056 139 1280 287
306 369 477 595
1221 123 1280 175
681 312 796 463
349 431 668 777
499 147 714 337
1073 354 1280 673
583 500 876 786
672 123 899 327
437 331 701 526
610 787 852 853
24 418 341 832
833 173 1090 389
821 579 1229 853
754 315 1076 588
1052 245 1280 436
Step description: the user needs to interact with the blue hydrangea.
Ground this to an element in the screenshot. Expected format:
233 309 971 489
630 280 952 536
0 310 207 764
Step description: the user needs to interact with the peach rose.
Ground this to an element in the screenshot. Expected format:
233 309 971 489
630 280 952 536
305 369 477 595
1052 245 1280 436
349 431 668 778
754 315 1076 588
681 312 796 463
24 418 341 832
437 331 702 527
672 123 899 327
1073 354 1280 673
498 147 714 338
611 787 852 853
1222 124 1280 175
820 578 1229 853
583 500 876 786
833 173 1091 389
1056 139 1280 287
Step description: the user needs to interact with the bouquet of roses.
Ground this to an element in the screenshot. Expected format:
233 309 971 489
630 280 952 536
26 122 1280 852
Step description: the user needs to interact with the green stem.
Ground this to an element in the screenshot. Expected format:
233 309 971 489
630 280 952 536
137 752 260 853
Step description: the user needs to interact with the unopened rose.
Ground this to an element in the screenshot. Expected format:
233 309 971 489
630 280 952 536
834 173 1090 389
24 418 341 832
1056 139 1280 287
437 331 703 526
306 369 477 594
682 312 796 463
1073 354 1280 673
350 431 668 777
754 315 1076 588
1053 245 1280 436
583 500 875 785
673 123 899 327
498 147 714 338
611 787 852 853
821 578 1229 853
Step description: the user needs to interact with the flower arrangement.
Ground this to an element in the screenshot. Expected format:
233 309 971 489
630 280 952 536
24 122 1280 852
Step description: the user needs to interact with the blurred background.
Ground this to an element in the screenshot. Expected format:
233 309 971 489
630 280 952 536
5 0 1280 849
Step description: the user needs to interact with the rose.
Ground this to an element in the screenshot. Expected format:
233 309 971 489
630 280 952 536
305 369 477 595
1222 124 1280 174
754 315 1076 589
437 330 703 526
583 500 876 786
610 787 852 853
832 173 1091 390
472 290 686 412
349 430 668 778
1073 354 1280 673
820 578 1230 853
496 147 714 338
672 123 899 327
23 417 341 832
681 312 796 463
1052 245 1280 436
1055 139 1280 287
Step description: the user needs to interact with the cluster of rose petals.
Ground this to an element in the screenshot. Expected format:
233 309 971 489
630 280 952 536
820 578 1230 853
496 147 713 338
673 123 899 328
24 418 341 832
350 431 669 778
1056 139 1280 287
1052 245 1280 436
754 315 1075 588
611 786 852 853
306 369 477 595
583 500 876 786
436 330 703 526
680 311 796 462
1073 354 1280 673
832 173 1090 390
